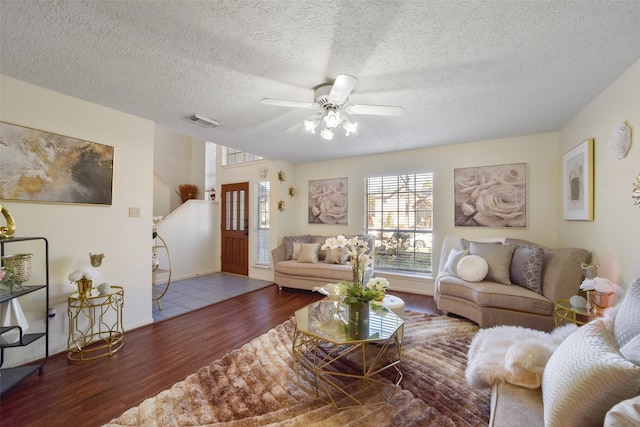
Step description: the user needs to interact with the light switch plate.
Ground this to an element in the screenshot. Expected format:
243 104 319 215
128 207 140 218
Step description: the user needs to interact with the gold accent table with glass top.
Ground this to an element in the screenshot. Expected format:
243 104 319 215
554 298 601 326
292 300 403 408
67 286 124 361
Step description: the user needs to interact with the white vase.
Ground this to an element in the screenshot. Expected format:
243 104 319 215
2 299 30 344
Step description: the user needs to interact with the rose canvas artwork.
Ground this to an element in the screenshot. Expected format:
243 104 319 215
454 163 526 227
308 177 348 224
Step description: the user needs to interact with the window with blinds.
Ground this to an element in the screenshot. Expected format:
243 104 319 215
255 181 270 266
365 173 433 274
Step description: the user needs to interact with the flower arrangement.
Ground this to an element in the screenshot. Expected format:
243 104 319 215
68 267 100 284
366 277 390 293
580 277 617 294
321 235 387 303
0 266 17 290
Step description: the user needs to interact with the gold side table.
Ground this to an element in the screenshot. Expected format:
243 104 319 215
554 298 601 327
67 286 124 361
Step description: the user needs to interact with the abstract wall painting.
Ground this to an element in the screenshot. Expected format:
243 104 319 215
0 122 114 205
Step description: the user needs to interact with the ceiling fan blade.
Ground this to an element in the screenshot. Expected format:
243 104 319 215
346 104 405 116
328 74 358 104
260 98 317 109
285 122 303 133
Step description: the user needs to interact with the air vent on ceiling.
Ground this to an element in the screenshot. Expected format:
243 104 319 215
187 114 220 128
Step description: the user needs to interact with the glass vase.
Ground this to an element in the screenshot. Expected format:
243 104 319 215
347 300 370 340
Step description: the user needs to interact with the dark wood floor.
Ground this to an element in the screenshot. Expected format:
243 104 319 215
0 285 438 426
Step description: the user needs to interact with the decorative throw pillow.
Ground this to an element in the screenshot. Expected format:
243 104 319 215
297 243 320 263
324 247 349 264
456 255 489 282
542 320 640 427
459 238 503 250
469 242 515 285
283 235 310 260
443 248 469 276
620 334 640 366
604 396 640 427
614 278 640 348
292 242 302 260
509 244 544 294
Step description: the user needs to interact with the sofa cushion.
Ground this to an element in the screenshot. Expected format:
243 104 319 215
438 275 553 315
489 382 544 427
292 242 302 260
284 235 310 260
443 248 469 275
297 243 320 263
457 255 488 282
614 278 640 348
509 244 544 294
542 320 640 427
539 246 590 301
275 259 355 281
470 241 515 285
324 247 349 264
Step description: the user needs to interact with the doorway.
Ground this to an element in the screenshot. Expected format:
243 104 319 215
221 182 249 275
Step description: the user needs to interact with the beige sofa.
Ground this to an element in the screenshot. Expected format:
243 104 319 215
485 278 640 426
435 236 590 331
271 234 374 291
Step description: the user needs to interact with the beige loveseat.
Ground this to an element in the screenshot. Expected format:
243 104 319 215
271 234 374 291
435 236 590 331
482 278 640 426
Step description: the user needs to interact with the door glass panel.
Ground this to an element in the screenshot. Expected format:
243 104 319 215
225 191 231 230
239 190 245 231
232 190 238 230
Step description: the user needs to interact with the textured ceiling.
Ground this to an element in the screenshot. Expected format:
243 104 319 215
1 1 640 164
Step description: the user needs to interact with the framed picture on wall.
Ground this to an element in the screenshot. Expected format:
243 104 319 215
0 121 114 205
563 138 594 220
308 177 348 224
454 163 527 227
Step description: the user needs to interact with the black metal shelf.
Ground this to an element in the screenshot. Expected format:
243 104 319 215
0 285 47 304
0 237 49 396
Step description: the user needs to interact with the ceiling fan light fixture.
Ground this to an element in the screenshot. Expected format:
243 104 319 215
304 117 319 134
342 118 357 136
320 127 334 140
323 110 342 128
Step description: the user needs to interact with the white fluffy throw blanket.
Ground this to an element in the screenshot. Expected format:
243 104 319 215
466 323 578 389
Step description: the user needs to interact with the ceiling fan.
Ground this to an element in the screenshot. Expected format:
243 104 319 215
260 74 404 140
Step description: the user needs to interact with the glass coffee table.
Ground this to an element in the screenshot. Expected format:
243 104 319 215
292 300 404 408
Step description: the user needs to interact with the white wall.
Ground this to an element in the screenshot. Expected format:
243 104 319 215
154 200 219 281
0 75 154 362
559 59 640 292
153 126 200 212
286 133 559 294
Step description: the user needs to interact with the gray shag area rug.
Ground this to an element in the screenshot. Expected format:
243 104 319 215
105 311 489 426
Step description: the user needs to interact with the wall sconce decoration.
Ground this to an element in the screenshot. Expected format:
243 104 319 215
608 121 632 159
288 186 296 197
259 167 268 179
278 200 286 211
278 170 286 182
633 173 640 209
90 253 105 267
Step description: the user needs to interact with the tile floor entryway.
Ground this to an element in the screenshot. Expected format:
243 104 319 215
152 273 273 322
